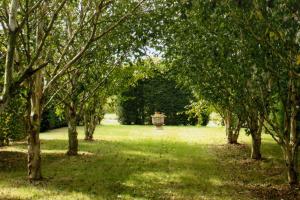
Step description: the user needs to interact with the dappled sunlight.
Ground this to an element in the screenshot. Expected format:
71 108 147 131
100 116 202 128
0 185 94 200
208 177 223 186
0 0 297 199
122 150 178 161
122 171 202 199
130 171 180 185
1 125 298 199
0 146 28 153
0 147 90 156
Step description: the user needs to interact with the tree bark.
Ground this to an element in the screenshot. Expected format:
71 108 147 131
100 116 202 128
277 77 299 186
248 114 263 160
67 103 78 156
251 132 262 160
89 114 97 140
231 130 239 144
84 111 96 141
284 145 298 186
27 1 48 180
1 0 18 108
285 79 299 186
84 111 90 140
27 119 42 180
225 111 239 144
28 72 43 180
225 111 233 143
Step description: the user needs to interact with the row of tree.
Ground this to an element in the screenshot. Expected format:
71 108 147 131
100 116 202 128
1 0 299 187
0 0 158 180
157 1 300 186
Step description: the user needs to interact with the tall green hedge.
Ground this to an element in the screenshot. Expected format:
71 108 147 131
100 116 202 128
118 75 196 125
0 96 26 146
40 106 67 132
0 99 67 146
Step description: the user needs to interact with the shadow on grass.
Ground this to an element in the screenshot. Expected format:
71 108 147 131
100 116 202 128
0 139 298 200
0 151 27 172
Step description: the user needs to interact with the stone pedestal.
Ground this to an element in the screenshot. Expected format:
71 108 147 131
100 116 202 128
151 112 166 130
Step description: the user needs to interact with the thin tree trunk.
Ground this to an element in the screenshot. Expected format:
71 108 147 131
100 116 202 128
67 103 78 155
84 108 97 141
28 119 42 180
88 114 97 140
1 32 17 103
1 0 18 107
27 2 48 180
285 79 299 186
225 111 233 143
251 132 262 160
231 130 239 144
249 115 263 160
28 72 43 180
284 145 298 186
225 111 239 144
84 111 90 140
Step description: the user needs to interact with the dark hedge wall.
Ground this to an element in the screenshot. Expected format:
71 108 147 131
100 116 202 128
118 75 196 125
0 96 26 146
40 106 67 132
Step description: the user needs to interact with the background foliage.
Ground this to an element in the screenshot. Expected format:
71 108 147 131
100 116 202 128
118 72 196 125
0 95 26 146
40 106 67 132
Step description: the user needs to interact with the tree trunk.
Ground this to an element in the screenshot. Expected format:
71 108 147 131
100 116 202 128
225 111 233 143
67 103 78 156
225 111 239 144
231 130 239 144
28 119 42 180
89 114 97 140
1 0 18 107
251 133 262 160
84 111 90 140
28 72 43 180
84 109 97 141
285 78 299 186
284 146 298 186
27 1 49 180
248 114 263 160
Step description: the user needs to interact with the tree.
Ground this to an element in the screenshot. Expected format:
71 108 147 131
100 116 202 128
157 0 299 185
245 1 300 185
223 0 300 185
158 1 247 144
83 96 105 141
0 0 67 109
1 0 148 180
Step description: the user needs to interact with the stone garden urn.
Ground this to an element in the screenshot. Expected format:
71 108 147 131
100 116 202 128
151 112 166 130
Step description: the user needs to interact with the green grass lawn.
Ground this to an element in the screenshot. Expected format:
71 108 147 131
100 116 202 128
0 125 298 200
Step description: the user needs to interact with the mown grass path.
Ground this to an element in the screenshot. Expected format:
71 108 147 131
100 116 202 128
0 126 298 200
